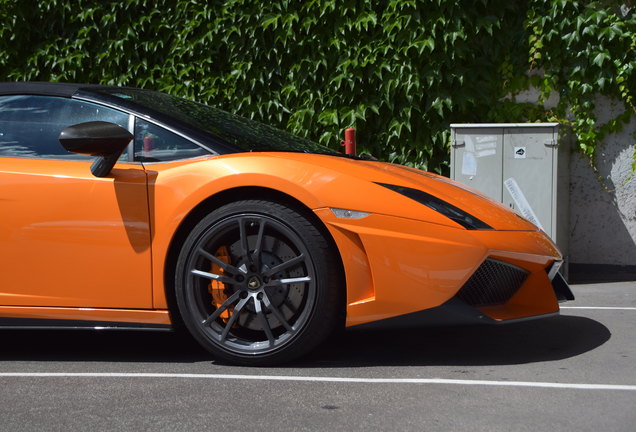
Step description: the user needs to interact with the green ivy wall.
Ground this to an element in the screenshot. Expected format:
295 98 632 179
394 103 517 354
0 0 634 175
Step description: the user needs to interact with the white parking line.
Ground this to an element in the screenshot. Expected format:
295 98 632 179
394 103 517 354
1 372 635 391
561 306 636 310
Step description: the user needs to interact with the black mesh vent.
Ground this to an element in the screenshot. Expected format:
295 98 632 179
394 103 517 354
456 259 528 306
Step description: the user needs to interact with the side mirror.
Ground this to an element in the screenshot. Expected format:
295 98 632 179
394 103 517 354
58 121 133 177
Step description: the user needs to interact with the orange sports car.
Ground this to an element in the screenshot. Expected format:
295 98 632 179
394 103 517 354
0 82 573 365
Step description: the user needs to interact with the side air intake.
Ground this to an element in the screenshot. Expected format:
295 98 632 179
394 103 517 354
456 259 528 306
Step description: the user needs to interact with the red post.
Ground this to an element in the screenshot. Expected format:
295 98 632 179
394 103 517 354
143 135 154 153
341 128 356 156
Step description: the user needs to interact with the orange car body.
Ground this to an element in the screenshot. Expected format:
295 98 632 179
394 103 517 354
0 82 573 364
1 152 563 327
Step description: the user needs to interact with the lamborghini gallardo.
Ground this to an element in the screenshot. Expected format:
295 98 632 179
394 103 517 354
0 82 573 365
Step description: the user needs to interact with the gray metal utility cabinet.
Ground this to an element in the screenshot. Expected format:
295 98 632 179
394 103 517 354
450 123 571 270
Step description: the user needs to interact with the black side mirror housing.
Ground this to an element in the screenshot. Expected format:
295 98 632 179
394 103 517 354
58 121 133 177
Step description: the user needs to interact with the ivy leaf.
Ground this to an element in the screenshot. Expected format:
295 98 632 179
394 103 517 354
318 109 339 126
261 14 280 30
592 52 610 67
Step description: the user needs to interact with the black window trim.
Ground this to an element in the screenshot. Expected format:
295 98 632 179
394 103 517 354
72 95 218 163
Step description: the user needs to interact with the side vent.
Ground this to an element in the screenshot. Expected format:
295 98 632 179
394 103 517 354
456 259 528 306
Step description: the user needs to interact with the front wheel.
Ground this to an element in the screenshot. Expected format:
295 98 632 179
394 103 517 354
175 200 342 365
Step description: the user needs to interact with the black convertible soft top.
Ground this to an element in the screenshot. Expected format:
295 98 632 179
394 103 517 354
0 82 107 97
0 81 339 156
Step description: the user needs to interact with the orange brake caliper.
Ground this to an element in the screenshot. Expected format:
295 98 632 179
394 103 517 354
208 246 232 321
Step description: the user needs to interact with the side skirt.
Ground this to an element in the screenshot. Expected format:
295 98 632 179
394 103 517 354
0 306 173 331
0 317 173 331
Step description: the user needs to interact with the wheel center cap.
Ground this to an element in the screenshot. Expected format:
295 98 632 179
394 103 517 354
247 276 262 290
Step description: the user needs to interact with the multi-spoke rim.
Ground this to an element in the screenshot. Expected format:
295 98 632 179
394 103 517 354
184 213 317 355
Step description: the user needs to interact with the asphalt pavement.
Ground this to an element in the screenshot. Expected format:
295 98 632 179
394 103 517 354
0 281 634 431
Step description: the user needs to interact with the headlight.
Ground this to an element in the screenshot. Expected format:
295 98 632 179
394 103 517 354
377 183 493 230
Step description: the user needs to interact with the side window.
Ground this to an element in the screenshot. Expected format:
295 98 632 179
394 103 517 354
0 95 128 160
134 118 211 162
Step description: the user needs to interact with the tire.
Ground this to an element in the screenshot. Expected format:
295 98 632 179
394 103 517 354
175 199 342 365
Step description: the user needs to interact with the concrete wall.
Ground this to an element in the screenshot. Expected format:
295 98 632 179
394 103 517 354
510 91 636 272
569 96 636 267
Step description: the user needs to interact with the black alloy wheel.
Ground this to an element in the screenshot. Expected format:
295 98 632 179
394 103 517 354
175 200 342 365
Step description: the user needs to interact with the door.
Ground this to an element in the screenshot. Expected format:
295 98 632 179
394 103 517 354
0 95 152 308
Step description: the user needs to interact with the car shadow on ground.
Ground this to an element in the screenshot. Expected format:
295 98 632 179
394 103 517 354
299 315 610 368
0 328 209 363
0 315 609 367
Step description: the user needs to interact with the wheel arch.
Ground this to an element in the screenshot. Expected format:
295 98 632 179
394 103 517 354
162 186 346 328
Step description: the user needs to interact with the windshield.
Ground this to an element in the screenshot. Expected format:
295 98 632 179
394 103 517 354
90 87 336 155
